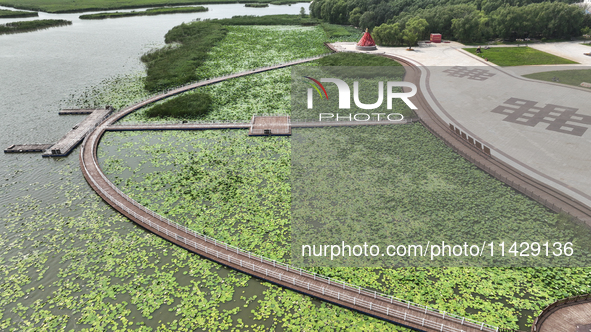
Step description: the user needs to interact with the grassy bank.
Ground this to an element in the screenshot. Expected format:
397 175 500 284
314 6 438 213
140 16 362 93
212 14 318 25
524 69 591 88
141 17 324 93
245 2 268 7
0 19 71 35
79 6 207 19
0 9 37 17
0 0 308 13
145 92 212 118
464 46 578 66
141 21 228 92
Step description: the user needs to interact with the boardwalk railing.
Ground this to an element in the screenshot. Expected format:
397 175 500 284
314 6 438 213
81 126 498 332
79 54 499 332
109 119 250 127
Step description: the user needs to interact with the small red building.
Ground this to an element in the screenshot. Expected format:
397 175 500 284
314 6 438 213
430 33 442 43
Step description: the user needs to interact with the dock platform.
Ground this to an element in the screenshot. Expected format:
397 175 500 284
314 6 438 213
248 115 291 136
59 108 106 115
4 144 53 153
42 108 112 157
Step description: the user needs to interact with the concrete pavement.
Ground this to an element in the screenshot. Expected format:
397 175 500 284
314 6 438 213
332 41 591 210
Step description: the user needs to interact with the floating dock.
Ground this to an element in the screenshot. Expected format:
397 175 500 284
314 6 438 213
42 108 113 157
4 144 53 153
59 108 105 115
248 115 291 136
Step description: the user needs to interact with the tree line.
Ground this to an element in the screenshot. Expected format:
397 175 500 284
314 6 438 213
310 0 591 44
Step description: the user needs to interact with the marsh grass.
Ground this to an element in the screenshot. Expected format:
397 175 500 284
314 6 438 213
211 14 319 25
0 0 307 13
245 3 268 7
0 19 71 35
144 92 212 118
141 22 227 93
0 9 37 18
79 6 208 19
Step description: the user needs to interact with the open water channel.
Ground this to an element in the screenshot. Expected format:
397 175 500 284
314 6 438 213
0 3 313 330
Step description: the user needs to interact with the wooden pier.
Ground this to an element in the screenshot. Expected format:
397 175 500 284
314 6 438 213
59 108 107 115
42 108 112 157
4 144 53 153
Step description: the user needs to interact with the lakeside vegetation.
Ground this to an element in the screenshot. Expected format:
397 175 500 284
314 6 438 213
79 6 208 19
140 15 354 93
0 0 308 13
311 0 591 45
145 92 212 118
524 69 591 88
5 10 588 331
245 3 268 7
100 124 591 330
141 21 228 92
212 14 319 25
0 9 37 17
115 15 591 330
464 46 578 66
0 19 71 35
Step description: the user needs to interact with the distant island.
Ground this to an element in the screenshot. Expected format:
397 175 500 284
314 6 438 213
79 6 208 19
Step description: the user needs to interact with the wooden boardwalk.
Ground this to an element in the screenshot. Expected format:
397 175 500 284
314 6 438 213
531 294 591 332
105 117 420 132
249 115 291 136
43 108 112 157
79 56 499 332
107 123 250 131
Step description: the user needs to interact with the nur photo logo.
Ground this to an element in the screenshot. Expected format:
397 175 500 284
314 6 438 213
304 76 418 111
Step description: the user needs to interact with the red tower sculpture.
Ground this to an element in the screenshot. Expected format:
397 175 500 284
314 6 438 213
356 28 377 51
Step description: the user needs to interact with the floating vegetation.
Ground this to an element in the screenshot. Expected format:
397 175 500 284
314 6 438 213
79 6 208 19
61 72 149 111
0 9 37 18
0 19 71 35
98 125 591 330
123 67 291 123
196 25 329 79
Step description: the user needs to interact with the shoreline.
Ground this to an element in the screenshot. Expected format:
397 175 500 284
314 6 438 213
0 0 310 14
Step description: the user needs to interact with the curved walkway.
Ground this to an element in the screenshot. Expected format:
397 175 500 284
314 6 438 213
532 294 591 332
79 55 498 332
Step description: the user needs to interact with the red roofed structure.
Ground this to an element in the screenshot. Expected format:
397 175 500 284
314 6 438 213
356 28 377 51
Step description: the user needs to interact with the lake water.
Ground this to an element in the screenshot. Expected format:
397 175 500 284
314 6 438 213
0 3 309 329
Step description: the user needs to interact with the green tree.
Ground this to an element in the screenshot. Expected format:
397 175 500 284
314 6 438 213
349 7 363 27
373 23 403 46
300 7 306 18
359 11 377 32
452 11 490 43
403 17 428 49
